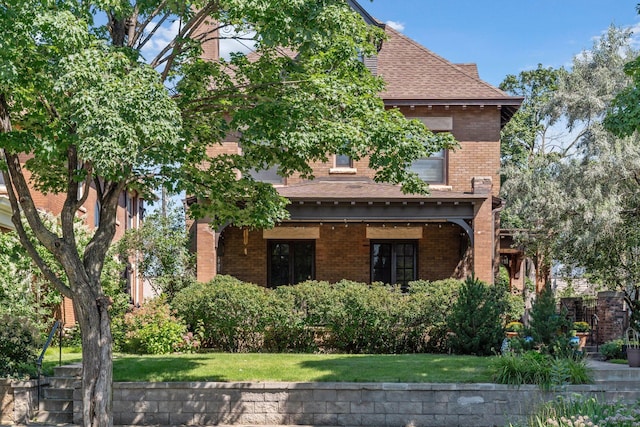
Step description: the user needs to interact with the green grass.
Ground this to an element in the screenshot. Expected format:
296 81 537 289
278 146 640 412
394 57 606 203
43 349 495 383
41 346 83 375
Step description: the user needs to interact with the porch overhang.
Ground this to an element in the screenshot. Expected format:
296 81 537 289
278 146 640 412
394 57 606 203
277 181 487 245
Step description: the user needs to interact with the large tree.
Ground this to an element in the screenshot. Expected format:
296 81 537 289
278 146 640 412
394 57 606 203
500 26 636 293
0 1 453 425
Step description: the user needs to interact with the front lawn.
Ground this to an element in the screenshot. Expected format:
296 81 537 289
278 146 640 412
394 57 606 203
43 349 494 383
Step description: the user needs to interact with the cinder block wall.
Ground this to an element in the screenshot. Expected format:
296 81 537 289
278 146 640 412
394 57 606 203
100 381 639 427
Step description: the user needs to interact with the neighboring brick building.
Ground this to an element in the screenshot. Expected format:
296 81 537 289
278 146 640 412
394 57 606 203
191 1 522 287
1 156 146 326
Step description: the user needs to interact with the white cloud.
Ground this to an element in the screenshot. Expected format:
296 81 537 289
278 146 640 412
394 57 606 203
140 19 181 63
219 27 257 60
138 20 258 64
385 20 405 32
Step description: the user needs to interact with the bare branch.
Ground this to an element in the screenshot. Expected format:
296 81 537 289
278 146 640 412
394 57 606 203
149 2 219 78
135 12 170 51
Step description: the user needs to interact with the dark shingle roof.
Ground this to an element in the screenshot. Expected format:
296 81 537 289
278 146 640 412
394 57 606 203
377 26 515 102
277 181 486 202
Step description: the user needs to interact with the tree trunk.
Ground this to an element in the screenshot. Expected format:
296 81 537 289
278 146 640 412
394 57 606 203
535 250 551 294
73 285 113 427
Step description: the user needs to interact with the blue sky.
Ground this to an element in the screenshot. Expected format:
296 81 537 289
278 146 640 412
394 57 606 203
361 0 640 87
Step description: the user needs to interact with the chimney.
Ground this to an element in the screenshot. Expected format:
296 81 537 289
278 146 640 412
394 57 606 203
192 13 219 62
472 176 492 195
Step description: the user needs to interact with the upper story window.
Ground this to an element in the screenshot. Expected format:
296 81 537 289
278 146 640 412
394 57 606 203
248 165 284 185
125 193 134 230
409 149 446 184
407 117 452 185
330 154 357 175
335 154 352 168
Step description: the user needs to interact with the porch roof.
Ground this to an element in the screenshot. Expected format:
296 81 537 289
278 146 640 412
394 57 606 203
277 180 487 203
276 182 484 241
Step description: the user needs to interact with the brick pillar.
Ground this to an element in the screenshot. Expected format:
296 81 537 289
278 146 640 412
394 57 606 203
472 177 494 284
191 219 217 283
596 291 628 344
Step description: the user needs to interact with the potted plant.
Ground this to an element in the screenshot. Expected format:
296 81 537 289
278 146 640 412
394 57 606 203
505 321 523 338
625 327 640 368
571 321 590 350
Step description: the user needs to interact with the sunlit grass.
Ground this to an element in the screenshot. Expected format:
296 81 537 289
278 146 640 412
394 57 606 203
43 349 495 383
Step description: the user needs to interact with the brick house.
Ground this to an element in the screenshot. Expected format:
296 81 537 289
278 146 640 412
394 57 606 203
1 156 147 325
190 2 522 288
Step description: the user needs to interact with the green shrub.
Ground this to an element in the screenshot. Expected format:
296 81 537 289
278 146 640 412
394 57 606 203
172 275 271 352
406 279 462 353
448 276 506 356
0 314 42 379
273 280 336 327
122 298 190 354
528 284 572 355
326 281 405 353
599 339 625 360
263 290 317 353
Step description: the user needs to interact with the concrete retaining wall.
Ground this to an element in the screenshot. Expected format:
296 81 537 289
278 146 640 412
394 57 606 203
4 379 638 426
106 382 638 427
0 379 39 425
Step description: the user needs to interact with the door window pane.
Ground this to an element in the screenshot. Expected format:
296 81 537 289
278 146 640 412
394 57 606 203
269 241 315 287
371 241 417 289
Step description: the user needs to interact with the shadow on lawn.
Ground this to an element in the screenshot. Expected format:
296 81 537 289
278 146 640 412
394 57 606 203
298 354 491 383
113 356 225 382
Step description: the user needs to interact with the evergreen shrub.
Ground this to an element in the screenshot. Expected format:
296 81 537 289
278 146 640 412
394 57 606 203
448 276 506 356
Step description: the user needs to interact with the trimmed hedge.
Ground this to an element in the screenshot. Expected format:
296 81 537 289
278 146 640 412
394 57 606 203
173 276 469 354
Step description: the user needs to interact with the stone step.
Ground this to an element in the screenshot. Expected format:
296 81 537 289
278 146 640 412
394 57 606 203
34 410 74 424
53 363 82 378
42 386 74 400
47 377 79 389
39 397 73 412
592 369 640 381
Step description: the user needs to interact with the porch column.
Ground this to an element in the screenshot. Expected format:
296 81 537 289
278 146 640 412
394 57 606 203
472 177 494 284
192 218 217 282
